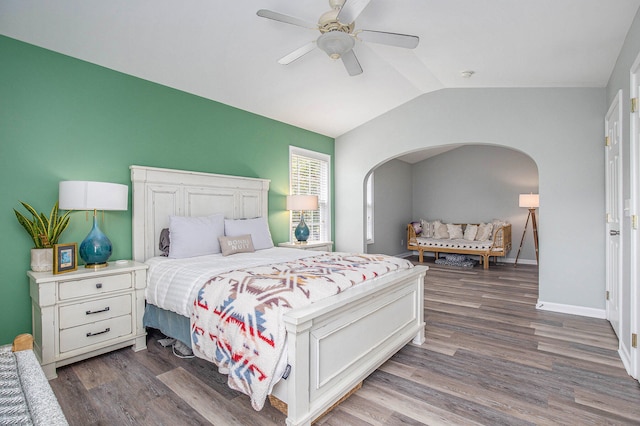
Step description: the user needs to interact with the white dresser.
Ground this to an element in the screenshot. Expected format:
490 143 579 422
27 260 148 379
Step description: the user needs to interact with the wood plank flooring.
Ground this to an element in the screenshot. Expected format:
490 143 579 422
49 258 640 425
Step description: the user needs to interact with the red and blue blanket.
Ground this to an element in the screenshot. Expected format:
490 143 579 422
190 252 413 410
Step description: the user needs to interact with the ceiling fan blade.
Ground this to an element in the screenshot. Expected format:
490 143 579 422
358 30 419 49
341 49 363 76
257 9 318 30
278 41 317 65
337 0 371 24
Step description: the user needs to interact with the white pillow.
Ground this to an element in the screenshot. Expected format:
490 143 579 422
433 221 449 239
446 223 463 239
168 214 224 259
224 217 274 250
420 219 438 238
476 223 493 241
463 224 478 241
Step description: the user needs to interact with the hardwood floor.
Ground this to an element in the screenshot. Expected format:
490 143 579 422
49 258 640 425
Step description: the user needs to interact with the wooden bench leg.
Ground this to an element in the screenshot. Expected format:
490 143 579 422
483 255 489 269
419 249 424 263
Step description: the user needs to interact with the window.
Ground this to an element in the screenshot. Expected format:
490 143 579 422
289 146 331 242
366 172 374 243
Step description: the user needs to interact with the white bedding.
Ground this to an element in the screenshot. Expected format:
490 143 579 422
145 247 319 317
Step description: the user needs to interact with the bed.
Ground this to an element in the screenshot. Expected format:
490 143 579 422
0 334 68 425
131 165 427 426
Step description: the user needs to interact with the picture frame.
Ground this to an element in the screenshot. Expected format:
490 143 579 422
53 243 77 274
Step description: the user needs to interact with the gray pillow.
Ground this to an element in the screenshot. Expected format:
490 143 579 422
159 228 170 256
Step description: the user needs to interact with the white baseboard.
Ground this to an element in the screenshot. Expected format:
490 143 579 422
536 301 606 319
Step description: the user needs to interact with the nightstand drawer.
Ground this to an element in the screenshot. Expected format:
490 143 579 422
59 273 132 301
59 294 132 329
59 314 132 353
305 245 331 251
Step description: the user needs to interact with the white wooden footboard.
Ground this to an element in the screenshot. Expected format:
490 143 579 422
271 265 427 426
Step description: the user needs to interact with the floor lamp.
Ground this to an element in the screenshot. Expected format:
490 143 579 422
514 193 539 266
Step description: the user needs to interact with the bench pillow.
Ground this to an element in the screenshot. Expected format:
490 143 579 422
446 223 463 239
463 224 478 241
433 220 449 239
410 221 423 236
476 223 493 241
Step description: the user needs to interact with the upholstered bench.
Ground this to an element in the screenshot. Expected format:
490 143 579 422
407 220 512 269
0 334 67 425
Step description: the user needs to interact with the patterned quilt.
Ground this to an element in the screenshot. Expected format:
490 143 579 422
190 252 413 410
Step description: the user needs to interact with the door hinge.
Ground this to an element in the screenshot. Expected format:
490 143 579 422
633 333 638 348
606 212 612 223
606 290 610 300
633 215 639 230
632 97 638 113
605 136 611 147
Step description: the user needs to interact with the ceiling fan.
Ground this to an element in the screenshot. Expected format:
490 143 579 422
257 0 419 76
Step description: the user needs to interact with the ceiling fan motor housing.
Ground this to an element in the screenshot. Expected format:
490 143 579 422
318 8 354 34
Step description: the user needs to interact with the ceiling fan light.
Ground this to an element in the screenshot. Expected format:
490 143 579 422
317 31 354 59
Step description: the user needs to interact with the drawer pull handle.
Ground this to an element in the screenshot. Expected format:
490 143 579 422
96 283 103 289
86 328 110 337
86 306 110 315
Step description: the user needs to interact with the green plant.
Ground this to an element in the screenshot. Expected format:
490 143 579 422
14 201 71 248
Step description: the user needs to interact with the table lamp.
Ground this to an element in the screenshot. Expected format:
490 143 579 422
59 181 128 268
286 195 319 243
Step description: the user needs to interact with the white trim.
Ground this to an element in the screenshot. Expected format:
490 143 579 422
289 146 332 242
630 50 640 380
536 300 606 319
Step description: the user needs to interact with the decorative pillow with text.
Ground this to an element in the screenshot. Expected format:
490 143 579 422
219 234 255 256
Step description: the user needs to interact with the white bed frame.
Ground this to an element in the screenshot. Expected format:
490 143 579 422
130 165 427 426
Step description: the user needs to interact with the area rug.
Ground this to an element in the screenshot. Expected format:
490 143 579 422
434 254 477 268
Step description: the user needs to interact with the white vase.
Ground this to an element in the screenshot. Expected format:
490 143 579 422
31 248 53 272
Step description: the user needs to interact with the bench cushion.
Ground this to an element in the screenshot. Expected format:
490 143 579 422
415 237 504 252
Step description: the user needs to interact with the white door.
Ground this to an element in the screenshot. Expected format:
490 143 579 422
605 90 623 339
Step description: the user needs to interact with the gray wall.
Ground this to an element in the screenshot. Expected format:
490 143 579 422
335 87 605 311
411 145 539 262
366 159 413 256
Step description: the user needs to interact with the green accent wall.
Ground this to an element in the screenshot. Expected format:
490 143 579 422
0 35 334 345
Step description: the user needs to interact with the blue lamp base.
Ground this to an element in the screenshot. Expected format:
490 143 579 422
79 213 112 268
294 213 310 243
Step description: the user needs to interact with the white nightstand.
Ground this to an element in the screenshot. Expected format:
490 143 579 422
27 260 148 379
278 241 333 252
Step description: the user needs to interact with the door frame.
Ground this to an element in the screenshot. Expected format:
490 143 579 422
605 90 624 346
630 51 640 380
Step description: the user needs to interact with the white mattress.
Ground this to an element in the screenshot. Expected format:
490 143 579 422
145 247 319 317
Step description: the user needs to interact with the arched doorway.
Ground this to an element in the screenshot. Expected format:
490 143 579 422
365 144 539 267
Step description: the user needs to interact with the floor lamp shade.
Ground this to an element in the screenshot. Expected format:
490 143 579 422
59 181 128 268
519 193 539 208
286 195 319 243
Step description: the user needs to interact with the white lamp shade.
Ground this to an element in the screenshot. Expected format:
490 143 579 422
59 181 128 211
519 193 539 208
286 195 319 211
317 31 355 59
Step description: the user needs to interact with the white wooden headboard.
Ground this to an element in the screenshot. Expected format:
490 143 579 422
130 165 270 262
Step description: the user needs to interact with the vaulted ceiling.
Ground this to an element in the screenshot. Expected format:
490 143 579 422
2 0 639 137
